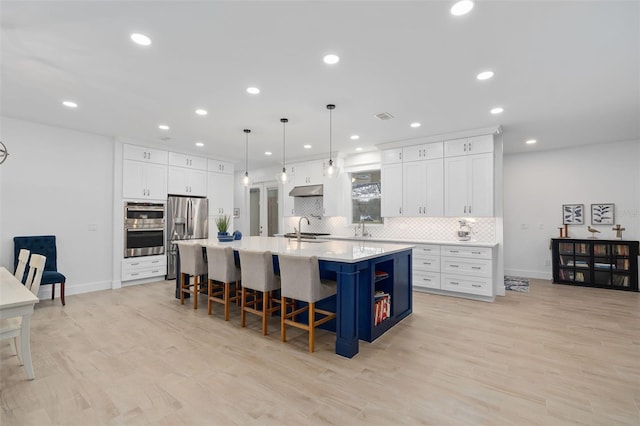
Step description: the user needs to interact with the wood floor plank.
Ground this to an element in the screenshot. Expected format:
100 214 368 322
1 278 639 425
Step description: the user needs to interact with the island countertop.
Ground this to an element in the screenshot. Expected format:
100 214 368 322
175 236 415 263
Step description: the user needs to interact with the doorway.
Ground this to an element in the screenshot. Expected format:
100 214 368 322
249 182 279 236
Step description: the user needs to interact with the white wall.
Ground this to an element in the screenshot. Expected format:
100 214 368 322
503 139 640 279
0 117 114 297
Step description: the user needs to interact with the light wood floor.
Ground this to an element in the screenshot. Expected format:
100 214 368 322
2 279 639 425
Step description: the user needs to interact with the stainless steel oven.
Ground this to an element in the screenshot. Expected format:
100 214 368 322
124 202 165 258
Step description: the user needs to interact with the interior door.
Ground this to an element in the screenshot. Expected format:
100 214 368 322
249 182 280 236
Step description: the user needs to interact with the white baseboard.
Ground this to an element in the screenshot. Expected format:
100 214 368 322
37 279 112 299
504 268 552 280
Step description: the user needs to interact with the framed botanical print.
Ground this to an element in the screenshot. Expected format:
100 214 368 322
562 204 584 225
591 203 614 225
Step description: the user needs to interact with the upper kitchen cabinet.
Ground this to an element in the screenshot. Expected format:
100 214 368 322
403 159 444 216
168 166 207 197
169 152 207 170
402 141 444 162
122 144 168 201
444 135 493 157
381 148 403 165
282 175 296 217
293 160 324 186
123 144 168 164
208 159 233 175
322 173 347 217
208 161 234 216
381 163 403 217
444 152 493 217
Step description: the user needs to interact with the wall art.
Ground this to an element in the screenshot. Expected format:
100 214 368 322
562 204 584 225
591 203 614 225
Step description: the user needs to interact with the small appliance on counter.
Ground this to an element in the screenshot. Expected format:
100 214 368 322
457 219 472 241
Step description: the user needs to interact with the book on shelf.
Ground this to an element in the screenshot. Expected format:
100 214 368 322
575 271 585 282
613 245 629 256
374 270 389 281
374 291 391 325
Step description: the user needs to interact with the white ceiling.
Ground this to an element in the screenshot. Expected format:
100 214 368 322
1 1 638 170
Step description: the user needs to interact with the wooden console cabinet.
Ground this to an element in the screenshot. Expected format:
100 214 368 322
551 238 639 291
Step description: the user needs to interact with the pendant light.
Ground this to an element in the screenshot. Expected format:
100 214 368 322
326 104 337 177
242 128 251 187
279 118 289 184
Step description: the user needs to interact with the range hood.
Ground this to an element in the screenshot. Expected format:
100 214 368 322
288 184 323 197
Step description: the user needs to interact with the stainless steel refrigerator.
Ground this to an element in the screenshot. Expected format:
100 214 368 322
166 195 208 279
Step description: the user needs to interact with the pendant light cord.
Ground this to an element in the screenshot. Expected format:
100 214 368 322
243 129 250 174
327 104 336 166
280 118 288 172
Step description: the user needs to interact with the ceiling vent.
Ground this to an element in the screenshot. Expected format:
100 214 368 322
374 112 395 121
159 136 172 141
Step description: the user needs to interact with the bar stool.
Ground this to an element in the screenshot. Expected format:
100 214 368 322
178 243 208 309
278 254 337 352
205 245 241 321
237 249 281 335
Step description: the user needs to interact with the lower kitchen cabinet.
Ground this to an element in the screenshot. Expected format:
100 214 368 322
122 255 167 282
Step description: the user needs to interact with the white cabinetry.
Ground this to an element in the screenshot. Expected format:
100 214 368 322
381 163 403 217
169 153 208 170
444 153 493 217
440 246 493 298
402 159 443 216
413 244 441 290
168 166 207 196
443 135 493 157
293 160 324 186
402 142 443 162
381 148 403 164
322 173 346 217
122 255 167 281
122 144 168 201
282 175 296 217
208 159 233 175
208 171 233 216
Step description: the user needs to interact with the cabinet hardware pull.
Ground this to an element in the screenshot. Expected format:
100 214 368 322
131 263 139 266
469 205 472 213
472 266 481 269
464 143 467 152
450 281 459 285
152 270 159 273
464 206 467 213
472 284 481 288
469 142 472 152
450 264 459 268
131 272 139 276
152 260 159 264
148 153 151 160
472 251 481 254
423 262 431 265
423 278 431 281
450 250 459 253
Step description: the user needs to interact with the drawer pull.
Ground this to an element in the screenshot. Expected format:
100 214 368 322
450 264 459 268
152 260 160 264
450 250 459 253
131 272 139 276
131 263 139 266
450 281 459 285
472 251 481 254
472 284 482 288
423 278 431 282
423 262 431 265
152 270 159 273
472 266 481 270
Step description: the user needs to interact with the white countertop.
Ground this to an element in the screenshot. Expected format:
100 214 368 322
314 235 498 248
175 236 414 263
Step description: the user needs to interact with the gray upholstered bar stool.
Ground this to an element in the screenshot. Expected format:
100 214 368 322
278 254 337 352
237 249 281 335
205 245 241 321
178 243 208 309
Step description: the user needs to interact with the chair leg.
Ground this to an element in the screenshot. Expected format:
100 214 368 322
224 282 230 321
193 276 199 309
309 302 315 353
180 274 185 305
241 287 247 327
208 280 213 315
60 281 66 306
281 296 287 342
51 283 56 300
262 291 268 335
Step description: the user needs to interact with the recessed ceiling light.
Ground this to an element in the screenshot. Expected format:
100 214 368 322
525 139 537 145
264 151 272 156
477 71 494 80
303 144 312 149
195 142 204 147
323 54 340 65
62 100 78 108
355 147 363 152
410 122 421 128
246 87 260 94
158 124 170 130
195 109 208 116
350 135 360 140
130 33 151 46
490 107 504 114
450 0 474 16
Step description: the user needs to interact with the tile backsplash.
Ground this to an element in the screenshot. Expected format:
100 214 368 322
285 214 496 243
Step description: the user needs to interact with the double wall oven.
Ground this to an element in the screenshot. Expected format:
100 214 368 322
124 202 165 258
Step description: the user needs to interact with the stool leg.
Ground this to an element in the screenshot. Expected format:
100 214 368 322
180 274 185 305
208 280 213 315
193 276 198 309
309 302 315 353
281 296 287 342
224 282 230 321
51 283 55 300
262 291 268 335
241 287 247 327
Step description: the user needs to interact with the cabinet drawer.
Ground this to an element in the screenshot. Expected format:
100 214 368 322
122 265 167 281
442 275 492 296
413 271 440 290
441 257 491 277
123 256 166 272
440 246 492 259
413 244 440 256
413 255 440 272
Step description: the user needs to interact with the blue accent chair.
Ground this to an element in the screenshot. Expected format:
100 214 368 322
14 235 66 305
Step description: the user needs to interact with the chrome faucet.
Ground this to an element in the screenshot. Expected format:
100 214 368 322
297 216 310 242
360 219 370 237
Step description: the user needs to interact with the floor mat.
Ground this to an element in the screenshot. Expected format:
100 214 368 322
505 276 530 292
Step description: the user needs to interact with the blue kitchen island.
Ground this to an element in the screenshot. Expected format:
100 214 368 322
175 237 413 358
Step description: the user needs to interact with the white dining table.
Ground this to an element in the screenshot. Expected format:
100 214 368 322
0 266 39 379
